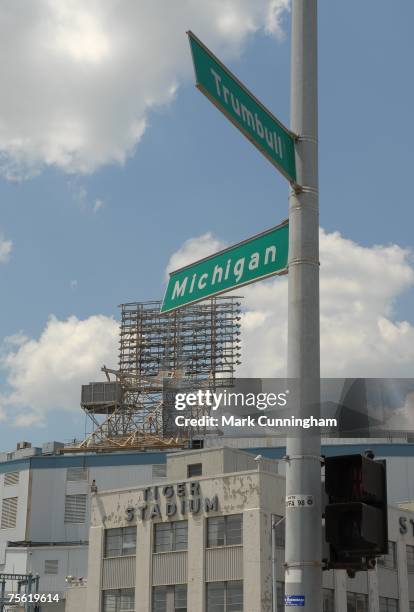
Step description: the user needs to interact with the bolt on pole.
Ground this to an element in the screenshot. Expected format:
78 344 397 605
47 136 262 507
285 1 322 611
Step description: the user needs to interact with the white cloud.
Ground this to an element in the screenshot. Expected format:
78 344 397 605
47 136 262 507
165 233 226 280
68 182 104 213
0 235 12 263
93 198 104 213
3 332 28 347
75 185 87 204
384 391 414 430
70 279 78 290
13 413 45 428
0 1 289 179
166 228 414 378
69 182 88 210
0 314 119 426
265 0 290 37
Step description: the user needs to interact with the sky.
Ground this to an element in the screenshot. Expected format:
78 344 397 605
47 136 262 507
0 0 413 450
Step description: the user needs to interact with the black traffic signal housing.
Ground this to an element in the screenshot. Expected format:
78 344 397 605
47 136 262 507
323 453 388 574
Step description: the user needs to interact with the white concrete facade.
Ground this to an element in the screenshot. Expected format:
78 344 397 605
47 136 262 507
75 447 414 612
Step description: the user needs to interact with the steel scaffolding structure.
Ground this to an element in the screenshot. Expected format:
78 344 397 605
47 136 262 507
0 573 40 611
74 297 241 452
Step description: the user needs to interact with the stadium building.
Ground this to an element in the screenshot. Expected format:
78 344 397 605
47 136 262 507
66 445 414 612
1 440 411 611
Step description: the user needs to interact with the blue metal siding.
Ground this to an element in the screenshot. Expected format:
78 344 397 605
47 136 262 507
0 451 167 473
249 443 414 460
0 444 413 474
0 459 30 474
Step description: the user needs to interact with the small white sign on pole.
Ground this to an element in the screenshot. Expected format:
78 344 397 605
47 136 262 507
285 494 315 508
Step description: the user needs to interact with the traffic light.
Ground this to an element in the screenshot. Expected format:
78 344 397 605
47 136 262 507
323 453 388 574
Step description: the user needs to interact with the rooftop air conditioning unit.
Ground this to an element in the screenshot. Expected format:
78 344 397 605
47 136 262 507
16 441 31 451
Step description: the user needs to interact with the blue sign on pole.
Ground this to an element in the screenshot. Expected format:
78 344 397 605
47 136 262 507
285 595 305 607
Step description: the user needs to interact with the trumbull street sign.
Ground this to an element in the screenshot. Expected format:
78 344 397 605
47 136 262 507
187 31 297 183
161 221 288 313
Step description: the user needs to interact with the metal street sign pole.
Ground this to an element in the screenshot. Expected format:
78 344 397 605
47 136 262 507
285 1 322 611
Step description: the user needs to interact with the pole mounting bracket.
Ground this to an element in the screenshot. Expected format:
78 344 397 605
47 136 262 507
295 134 318 144
284 561 323 569
283 454 323 462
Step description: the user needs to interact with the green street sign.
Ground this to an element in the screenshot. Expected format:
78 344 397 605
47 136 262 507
161 221 289 313
188 31 297 184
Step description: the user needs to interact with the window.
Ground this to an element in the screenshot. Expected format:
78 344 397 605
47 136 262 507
154 521 188 553
104 527 137 557
379 597 399 612
102 589 135 612
272 514 285 547
66 467 88 481
152 464 167 478
347 592 368 612
207 514 242 547
409 602 414 612
206 581 243 612
378 541 397 569
44 560 58 575
187 463 202 478
407 544 414 573
64 494 87 523
153 587 167 612
1 497 18 529
323 589 335 612
152 585 187 612
191 439 204 450
4 471 19 486
174 585 187 612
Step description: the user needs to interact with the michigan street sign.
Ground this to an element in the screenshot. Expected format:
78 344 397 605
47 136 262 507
188 31 297 183
161 221 289 313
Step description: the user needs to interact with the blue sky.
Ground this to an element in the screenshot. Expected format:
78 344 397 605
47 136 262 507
0 1 413 450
